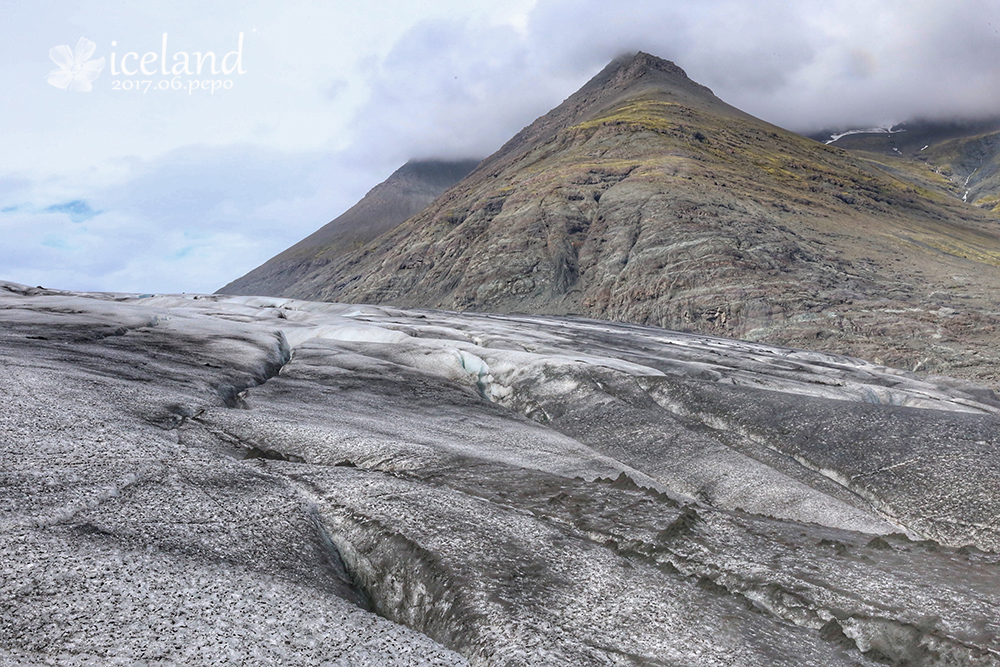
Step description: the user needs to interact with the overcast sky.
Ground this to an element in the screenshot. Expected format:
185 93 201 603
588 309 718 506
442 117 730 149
3 0 1000 294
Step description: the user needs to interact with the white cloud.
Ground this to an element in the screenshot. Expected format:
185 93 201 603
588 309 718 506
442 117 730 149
0 145 394 292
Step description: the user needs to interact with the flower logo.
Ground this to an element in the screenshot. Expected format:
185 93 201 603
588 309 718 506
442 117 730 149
47 37 105 92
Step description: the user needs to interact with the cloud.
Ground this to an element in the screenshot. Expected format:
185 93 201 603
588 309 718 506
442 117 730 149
348 0 1000 162
0 145 399 293
347 18 575 164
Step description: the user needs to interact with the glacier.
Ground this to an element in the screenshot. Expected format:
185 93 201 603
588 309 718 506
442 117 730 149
2 281 1000 666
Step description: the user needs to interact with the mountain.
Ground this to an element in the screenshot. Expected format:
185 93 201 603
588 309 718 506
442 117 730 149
6 282 1000 665
255 52 1000 389
809 118 1000 211
218 158 480 297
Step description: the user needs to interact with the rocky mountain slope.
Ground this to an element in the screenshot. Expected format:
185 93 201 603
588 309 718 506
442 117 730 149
255 53 1000 389
811 119 1000 212
219 158 479 297
5 281 1000 666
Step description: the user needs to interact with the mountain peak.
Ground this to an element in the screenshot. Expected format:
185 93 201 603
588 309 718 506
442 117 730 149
475 52 730 174
582 50 717 103
604 51 696 86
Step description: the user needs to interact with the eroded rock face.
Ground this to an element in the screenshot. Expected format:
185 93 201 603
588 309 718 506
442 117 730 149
3 281 1000 666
